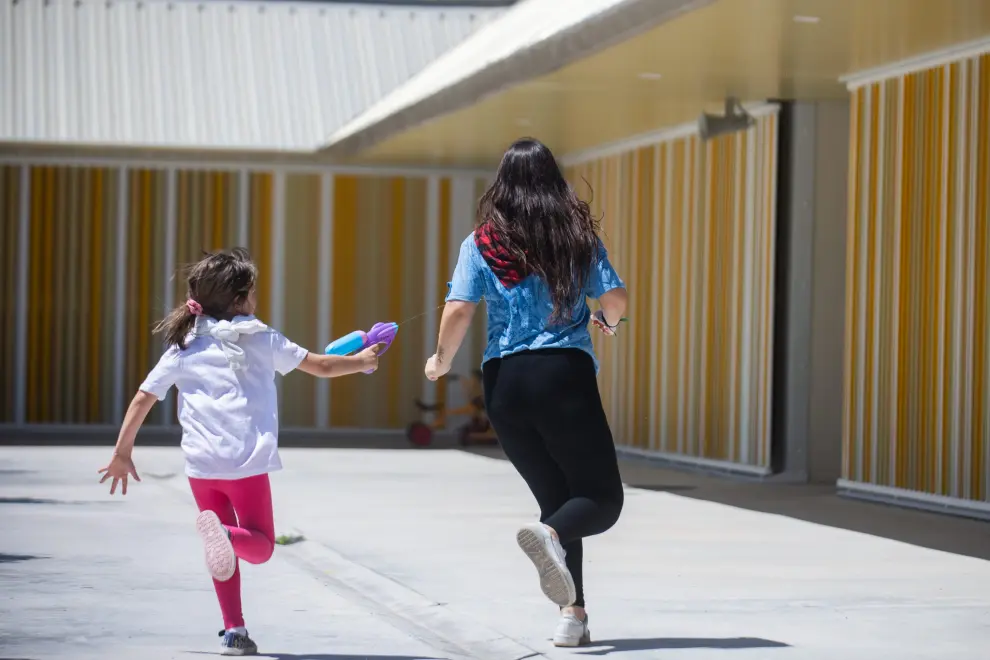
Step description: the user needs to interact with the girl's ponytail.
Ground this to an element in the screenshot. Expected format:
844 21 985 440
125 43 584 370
154 302 197 350
155 248 257 350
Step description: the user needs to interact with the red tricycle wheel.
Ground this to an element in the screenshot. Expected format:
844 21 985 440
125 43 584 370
406 422 432 447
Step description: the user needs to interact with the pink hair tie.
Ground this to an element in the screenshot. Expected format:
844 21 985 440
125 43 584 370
186 299 204 316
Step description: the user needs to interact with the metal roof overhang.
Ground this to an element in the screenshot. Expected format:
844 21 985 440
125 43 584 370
319 0 716 158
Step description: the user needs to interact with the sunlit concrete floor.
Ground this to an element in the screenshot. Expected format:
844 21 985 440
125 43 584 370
1 445 988 659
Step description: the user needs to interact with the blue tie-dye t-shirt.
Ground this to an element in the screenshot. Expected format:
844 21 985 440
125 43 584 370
445 233 625 372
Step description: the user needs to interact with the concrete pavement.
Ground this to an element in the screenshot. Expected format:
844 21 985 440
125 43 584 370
1 446 989 660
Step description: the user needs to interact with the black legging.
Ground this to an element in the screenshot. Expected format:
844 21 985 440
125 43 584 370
483 348 624 608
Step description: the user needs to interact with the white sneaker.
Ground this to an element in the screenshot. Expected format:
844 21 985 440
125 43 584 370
553 613 591 647
516 523 577 607
196 510 236 582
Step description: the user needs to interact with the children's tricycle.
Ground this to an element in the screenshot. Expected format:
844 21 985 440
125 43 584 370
406 369 498 447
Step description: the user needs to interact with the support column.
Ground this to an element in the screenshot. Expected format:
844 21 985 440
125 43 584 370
315 173 334 428
773 100 850 483
160 168 177 425
112 167 130 423
271 172 286 401
14 166 31 425
422 176 440 421
446 176 477 417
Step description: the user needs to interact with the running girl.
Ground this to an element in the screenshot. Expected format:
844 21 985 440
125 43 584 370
98 248 383 656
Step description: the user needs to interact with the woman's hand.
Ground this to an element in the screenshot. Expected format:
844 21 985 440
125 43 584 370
591 309 617 336
98 452 141 496
424 354 451 381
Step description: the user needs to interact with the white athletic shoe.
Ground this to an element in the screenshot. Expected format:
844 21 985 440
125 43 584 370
196 510 236 582
553 613 591 647
516 523 577 607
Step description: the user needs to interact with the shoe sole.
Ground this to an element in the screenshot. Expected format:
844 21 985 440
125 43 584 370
516 526 576 607
220 647 257 656
196 510 236 582
220 645 257 657
553 632 591 648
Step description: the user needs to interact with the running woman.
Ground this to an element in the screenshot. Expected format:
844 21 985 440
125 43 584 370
424 138 628 648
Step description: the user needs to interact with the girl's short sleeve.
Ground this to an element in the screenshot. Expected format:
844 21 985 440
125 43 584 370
588 240 625 299
140 346 182 400
446 235 485 304
270 331 309 375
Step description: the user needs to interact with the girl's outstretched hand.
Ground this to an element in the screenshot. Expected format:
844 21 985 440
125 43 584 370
98 453 141 496
356 342 385 373
591 310 617 336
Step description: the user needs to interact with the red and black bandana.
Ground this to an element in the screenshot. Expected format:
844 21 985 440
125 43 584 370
474 223 528 288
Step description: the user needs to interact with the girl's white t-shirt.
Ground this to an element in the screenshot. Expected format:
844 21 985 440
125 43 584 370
139 316 309 480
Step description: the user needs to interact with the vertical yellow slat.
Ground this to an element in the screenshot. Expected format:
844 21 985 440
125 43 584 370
863 82 881 482
683 135 697 454
38 168 55 421
843 90 861 479
619 153 631 442
138 170 153 395
761 117 775 464
722 134 736 460
717 135 730 459
702 139 716 458
50 168 65 421
0 168 14 420
435 178 451 414
973 56 990 500
933 65 946 494
174 171 188 304
733 132 748 461
0 168 13 420
76 169 91 421
920 68 934 493
636 146 653 449
64 168 81 421
709 136 721 459
213 172 225 250
26 168 40 421
330 175 358 426
124 171 136 405
942 63 958 495
956 60 972 498
88 169 105 422
663 143 678 453
252 173 273 322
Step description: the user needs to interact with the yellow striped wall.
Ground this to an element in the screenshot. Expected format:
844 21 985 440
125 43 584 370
0 166 22 422
564 110 779 469
843 53 990 503
0 164 486 429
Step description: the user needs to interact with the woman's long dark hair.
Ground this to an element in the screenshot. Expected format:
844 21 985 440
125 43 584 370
477 138 601 321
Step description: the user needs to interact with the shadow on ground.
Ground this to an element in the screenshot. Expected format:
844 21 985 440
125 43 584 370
259 656 443 660
0 553 47 564
578 637 789 655
0 497 119 506
188 654 443 660
462 446 990 562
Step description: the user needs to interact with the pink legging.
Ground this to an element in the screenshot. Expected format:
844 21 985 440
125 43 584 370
189 474 276 629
